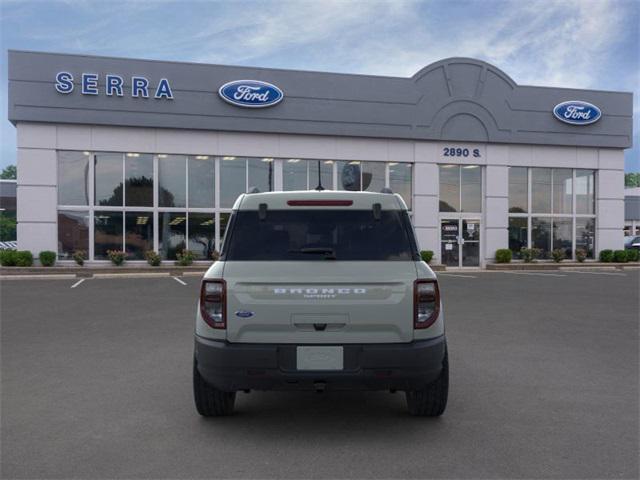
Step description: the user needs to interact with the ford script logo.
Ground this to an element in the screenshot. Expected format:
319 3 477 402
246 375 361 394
235 310 255 318
553 101 601 125
218 80 284 108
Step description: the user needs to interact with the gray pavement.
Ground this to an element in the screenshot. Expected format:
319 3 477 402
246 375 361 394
1 271 638 479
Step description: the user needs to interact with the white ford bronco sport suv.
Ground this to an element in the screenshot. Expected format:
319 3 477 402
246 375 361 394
194 190 448 416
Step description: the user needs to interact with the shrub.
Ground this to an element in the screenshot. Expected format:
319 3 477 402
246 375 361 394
39 250 57 267
599 249 614 262
0 249 18 266
520 248 533 263
144 250 161 266
575 249 587 263
495 249 512 263
175 249 195 266
626 249 639 262
613 250 628 263
420 250 434 264
551 249 565 263
15 250 34 267
107 250 127 266
211 250 220 262
72 250 87 266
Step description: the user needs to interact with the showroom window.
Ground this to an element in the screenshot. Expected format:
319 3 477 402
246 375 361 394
508 168 596 259
220 157 273 208
283 159 334 191
438 165 482 213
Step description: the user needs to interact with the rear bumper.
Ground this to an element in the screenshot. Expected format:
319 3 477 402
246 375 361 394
194 335 446 392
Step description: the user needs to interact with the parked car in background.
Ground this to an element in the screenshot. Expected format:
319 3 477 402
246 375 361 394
624 236 640 250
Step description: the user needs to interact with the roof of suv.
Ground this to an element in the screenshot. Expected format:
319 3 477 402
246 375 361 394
235 190 408 211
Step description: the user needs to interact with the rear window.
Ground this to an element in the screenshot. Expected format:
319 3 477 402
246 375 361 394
223 209 418 261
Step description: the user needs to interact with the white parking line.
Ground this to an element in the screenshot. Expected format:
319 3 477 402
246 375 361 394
70 278 85 288
438 273 477 278
172 276 187 286
568 270 626 276
500 271 567 277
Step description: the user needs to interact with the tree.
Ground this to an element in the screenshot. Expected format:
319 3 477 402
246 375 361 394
625 173 640 188
1 165 16 179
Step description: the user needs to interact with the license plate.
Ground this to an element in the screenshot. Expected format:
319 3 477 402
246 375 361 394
296 346 343 371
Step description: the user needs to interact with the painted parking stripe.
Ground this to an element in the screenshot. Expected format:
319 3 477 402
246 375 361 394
70 278 85 288
568 270 626 276
500 271 566 277
438 273 477 278
172 276 187 286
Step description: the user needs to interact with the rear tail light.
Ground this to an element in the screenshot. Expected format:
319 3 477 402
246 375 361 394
414 279 440 329
200 279 226 329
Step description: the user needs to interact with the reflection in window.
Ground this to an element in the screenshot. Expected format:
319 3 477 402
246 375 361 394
461 165 481 212
125 153 153 207
552 217 572 258
339 161 361 191
362 162 385 193
439 165 459 212
159 212 186 260
309 160 333 190
508 217 527 258
58 210 89 259
58 151 90 205
508 167 528 213
95 153 123 206
189 156 215 208
125 212 153 260
552 169 572 214
576 170 595 214
188 213 215 259
220 212 231 249
94 211 123 259
248 158 273 193
283 159 307 190
220 157 246 208
389 163 412 209
576 218 595 258
531 168 552 213
531 217 551 259
158 155 186 207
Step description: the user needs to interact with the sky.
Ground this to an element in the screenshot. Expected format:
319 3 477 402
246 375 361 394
0 0 638 172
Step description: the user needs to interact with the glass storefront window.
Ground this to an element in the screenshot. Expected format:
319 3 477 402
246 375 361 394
552 169 572 214
338 161 361 191
508 167 528 213
362 162 385 193
125 212 153 260
248 158 273 193
283 159 308 191
188 156 215 208
220 157 246 208
158 155 186 207
389 163 412 209
439 165 459 212
220 212 231 248
461 165 481 212
576 170 595 214
552 217 572 258
95 153 123 206
531 217 551 259
125 153 153 207
94 211 123 259
310 160 333 190
188 213 215 259
58 151 90 205
508 217 527 258
159 212 186 260
576 218 595 258
58 210 89 259
531 168 552 213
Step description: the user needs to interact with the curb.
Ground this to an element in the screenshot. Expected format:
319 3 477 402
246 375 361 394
486 262 638 271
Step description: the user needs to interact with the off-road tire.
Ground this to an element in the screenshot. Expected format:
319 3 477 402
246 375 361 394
405 347 449 416
193 360 236 416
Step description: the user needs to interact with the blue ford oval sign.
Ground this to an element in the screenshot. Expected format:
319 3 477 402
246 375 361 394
553 100 601 125
219 80 284 108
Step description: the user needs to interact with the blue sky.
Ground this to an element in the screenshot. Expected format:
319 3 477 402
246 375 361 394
1 0 638 171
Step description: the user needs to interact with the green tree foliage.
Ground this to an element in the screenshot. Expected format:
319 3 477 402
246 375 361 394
1 165 16 179
625 172 640 188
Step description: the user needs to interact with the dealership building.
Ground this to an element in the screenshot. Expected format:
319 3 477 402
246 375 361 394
7 50 633 267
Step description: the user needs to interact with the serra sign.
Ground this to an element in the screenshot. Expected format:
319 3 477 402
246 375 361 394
55 72 174 99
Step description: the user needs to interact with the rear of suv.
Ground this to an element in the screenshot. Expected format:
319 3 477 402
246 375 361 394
193 190 448 416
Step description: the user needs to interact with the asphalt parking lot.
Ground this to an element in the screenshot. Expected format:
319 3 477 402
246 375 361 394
1 270 638 479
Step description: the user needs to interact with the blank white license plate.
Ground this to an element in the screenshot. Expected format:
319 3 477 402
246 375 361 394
296 346 343 371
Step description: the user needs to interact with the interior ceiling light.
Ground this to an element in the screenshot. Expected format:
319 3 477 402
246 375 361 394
222 156 236 160
287 159 300 163
158 154 168 158
126 153 140 157
195 155 209 160
262 158 273 162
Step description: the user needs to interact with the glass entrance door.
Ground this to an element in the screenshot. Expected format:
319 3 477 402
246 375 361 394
440 218 481 267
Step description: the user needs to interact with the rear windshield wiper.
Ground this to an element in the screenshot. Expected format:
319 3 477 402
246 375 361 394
289 247 337 260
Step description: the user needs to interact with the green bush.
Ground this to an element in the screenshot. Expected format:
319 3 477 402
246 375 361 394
211 250 220 261
613 250 628 263
575 249 587 263
626 249 639 262
551 249 565 263
39 250 57 267
520 247 536 263
420 250 434 264
73 250 87 266
15 250 34 267
495 249 512 263
0 249 18 266
144 250 161 266
107 250 127 266
175 249 195 266
599 249 614 262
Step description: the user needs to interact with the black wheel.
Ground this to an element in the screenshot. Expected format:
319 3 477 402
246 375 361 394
405 347 449 417
193 359 236 416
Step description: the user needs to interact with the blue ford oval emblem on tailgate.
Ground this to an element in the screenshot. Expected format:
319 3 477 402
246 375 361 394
219 80 284 108
553 101 601 125
235 310 254 318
